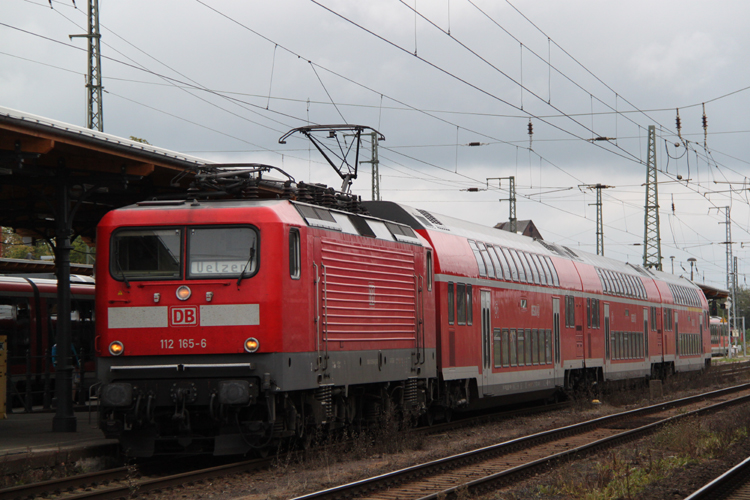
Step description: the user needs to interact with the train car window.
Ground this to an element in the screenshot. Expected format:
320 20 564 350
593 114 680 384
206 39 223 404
510 329 517 366
457 283 467 325
188 226 258 279
532 329 540 364
532 254 548 285
587 299 591 328
486 245 503 280
468 240 487 277
565 295 575 328
448 282 455 325
650 306 657 330
477 243 495 278
493 328 503 368
516 329 525 366
525 328 533 365
523 253 541 285
289 228 301 279
466 284 473 325
544 256 560 287
517 251 535 284
366 220 395 241
508 249 527 282
331 213 360 235
500 247 519 281
546 329 553 363
1 297 32 368
111 227 182 281
501 329 510 367
593 299 601 328
598 269 610 293
427 252 433 292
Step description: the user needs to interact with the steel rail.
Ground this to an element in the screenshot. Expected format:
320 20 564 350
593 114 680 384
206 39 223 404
685 455 750 500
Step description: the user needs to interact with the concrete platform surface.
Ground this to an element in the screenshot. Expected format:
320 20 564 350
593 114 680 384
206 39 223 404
0 410 119 472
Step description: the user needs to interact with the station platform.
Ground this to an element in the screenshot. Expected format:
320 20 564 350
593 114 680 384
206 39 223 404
0 409 119 474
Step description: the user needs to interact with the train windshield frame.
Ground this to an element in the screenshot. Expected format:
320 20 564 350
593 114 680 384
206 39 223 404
110 225 260 282
110 227 183 281
187 225 259 279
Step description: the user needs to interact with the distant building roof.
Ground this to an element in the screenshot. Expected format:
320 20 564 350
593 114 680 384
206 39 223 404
494 220 543 240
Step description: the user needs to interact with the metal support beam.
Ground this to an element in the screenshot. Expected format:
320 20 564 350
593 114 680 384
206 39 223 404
52 165 76 432
360 132 380 201
581 183 614 256
643 125 662 270
487 176 516 233
70 0 103 132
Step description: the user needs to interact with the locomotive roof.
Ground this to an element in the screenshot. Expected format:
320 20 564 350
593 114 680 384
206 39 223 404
108 198 428 247
363 200 701 291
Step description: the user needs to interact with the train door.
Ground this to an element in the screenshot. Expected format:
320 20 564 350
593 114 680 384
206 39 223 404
552 297 562 382
674 311 680 362
643 307 649 364
480 290 492 392
604 303 610 376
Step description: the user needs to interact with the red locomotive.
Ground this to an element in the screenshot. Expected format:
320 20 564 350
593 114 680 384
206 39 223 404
95 170 710 457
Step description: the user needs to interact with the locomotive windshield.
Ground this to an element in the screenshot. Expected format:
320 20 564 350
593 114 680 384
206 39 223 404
111 228 182 280
187 227 258 279
110 226 259 281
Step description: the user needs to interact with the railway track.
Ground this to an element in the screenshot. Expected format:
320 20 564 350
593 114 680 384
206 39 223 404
686 455 750 500
292 383 750 500
0 400 566 500
3 377 748 500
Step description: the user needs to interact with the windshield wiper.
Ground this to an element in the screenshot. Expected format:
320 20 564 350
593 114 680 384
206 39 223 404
236 248 256 286
114 249 131 288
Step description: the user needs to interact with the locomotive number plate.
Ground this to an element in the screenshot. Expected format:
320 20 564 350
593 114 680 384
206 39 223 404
160 338 207 349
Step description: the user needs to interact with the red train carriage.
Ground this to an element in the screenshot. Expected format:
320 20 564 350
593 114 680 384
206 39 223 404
709 316 730 357
0 275 95 410
364 202 710 404
95 198 436 456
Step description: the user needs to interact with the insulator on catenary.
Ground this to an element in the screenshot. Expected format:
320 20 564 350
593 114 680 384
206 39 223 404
675 108 682 140
702 103 708 147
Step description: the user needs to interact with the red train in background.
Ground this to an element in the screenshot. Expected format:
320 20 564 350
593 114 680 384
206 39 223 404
94 170 710 456
0 274 95 410
709 316 731 357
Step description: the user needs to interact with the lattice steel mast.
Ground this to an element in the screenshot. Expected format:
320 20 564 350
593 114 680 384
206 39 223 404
582 183 614 256
70 0 103 131
643 125 661 270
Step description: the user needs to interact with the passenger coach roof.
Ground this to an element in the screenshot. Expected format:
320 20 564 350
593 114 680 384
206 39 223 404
363 201 702 291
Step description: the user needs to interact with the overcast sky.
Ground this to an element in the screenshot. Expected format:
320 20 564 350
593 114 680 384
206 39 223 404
4 0 750 289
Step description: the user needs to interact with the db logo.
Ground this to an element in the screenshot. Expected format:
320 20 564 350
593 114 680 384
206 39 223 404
170 306 198 326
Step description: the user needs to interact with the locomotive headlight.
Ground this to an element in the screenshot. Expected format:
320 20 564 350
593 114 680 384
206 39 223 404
109 341 124 356
176 285 192 301
244 337 260 353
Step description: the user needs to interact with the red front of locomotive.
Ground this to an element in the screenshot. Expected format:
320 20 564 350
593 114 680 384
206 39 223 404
95 199 315 456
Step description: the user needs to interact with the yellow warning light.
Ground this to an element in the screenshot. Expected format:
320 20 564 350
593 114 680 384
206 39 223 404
244 337 260 353
109 341 124 356
176 285 192 301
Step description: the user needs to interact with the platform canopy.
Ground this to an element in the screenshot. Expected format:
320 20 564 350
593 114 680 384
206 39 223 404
0 106 224 432
0 106 215 242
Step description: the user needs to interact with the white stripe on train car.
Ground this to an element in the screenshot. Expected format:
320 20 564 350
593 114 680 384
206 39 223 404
108 306 168 329
199 304 259 326
108 304 260 328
